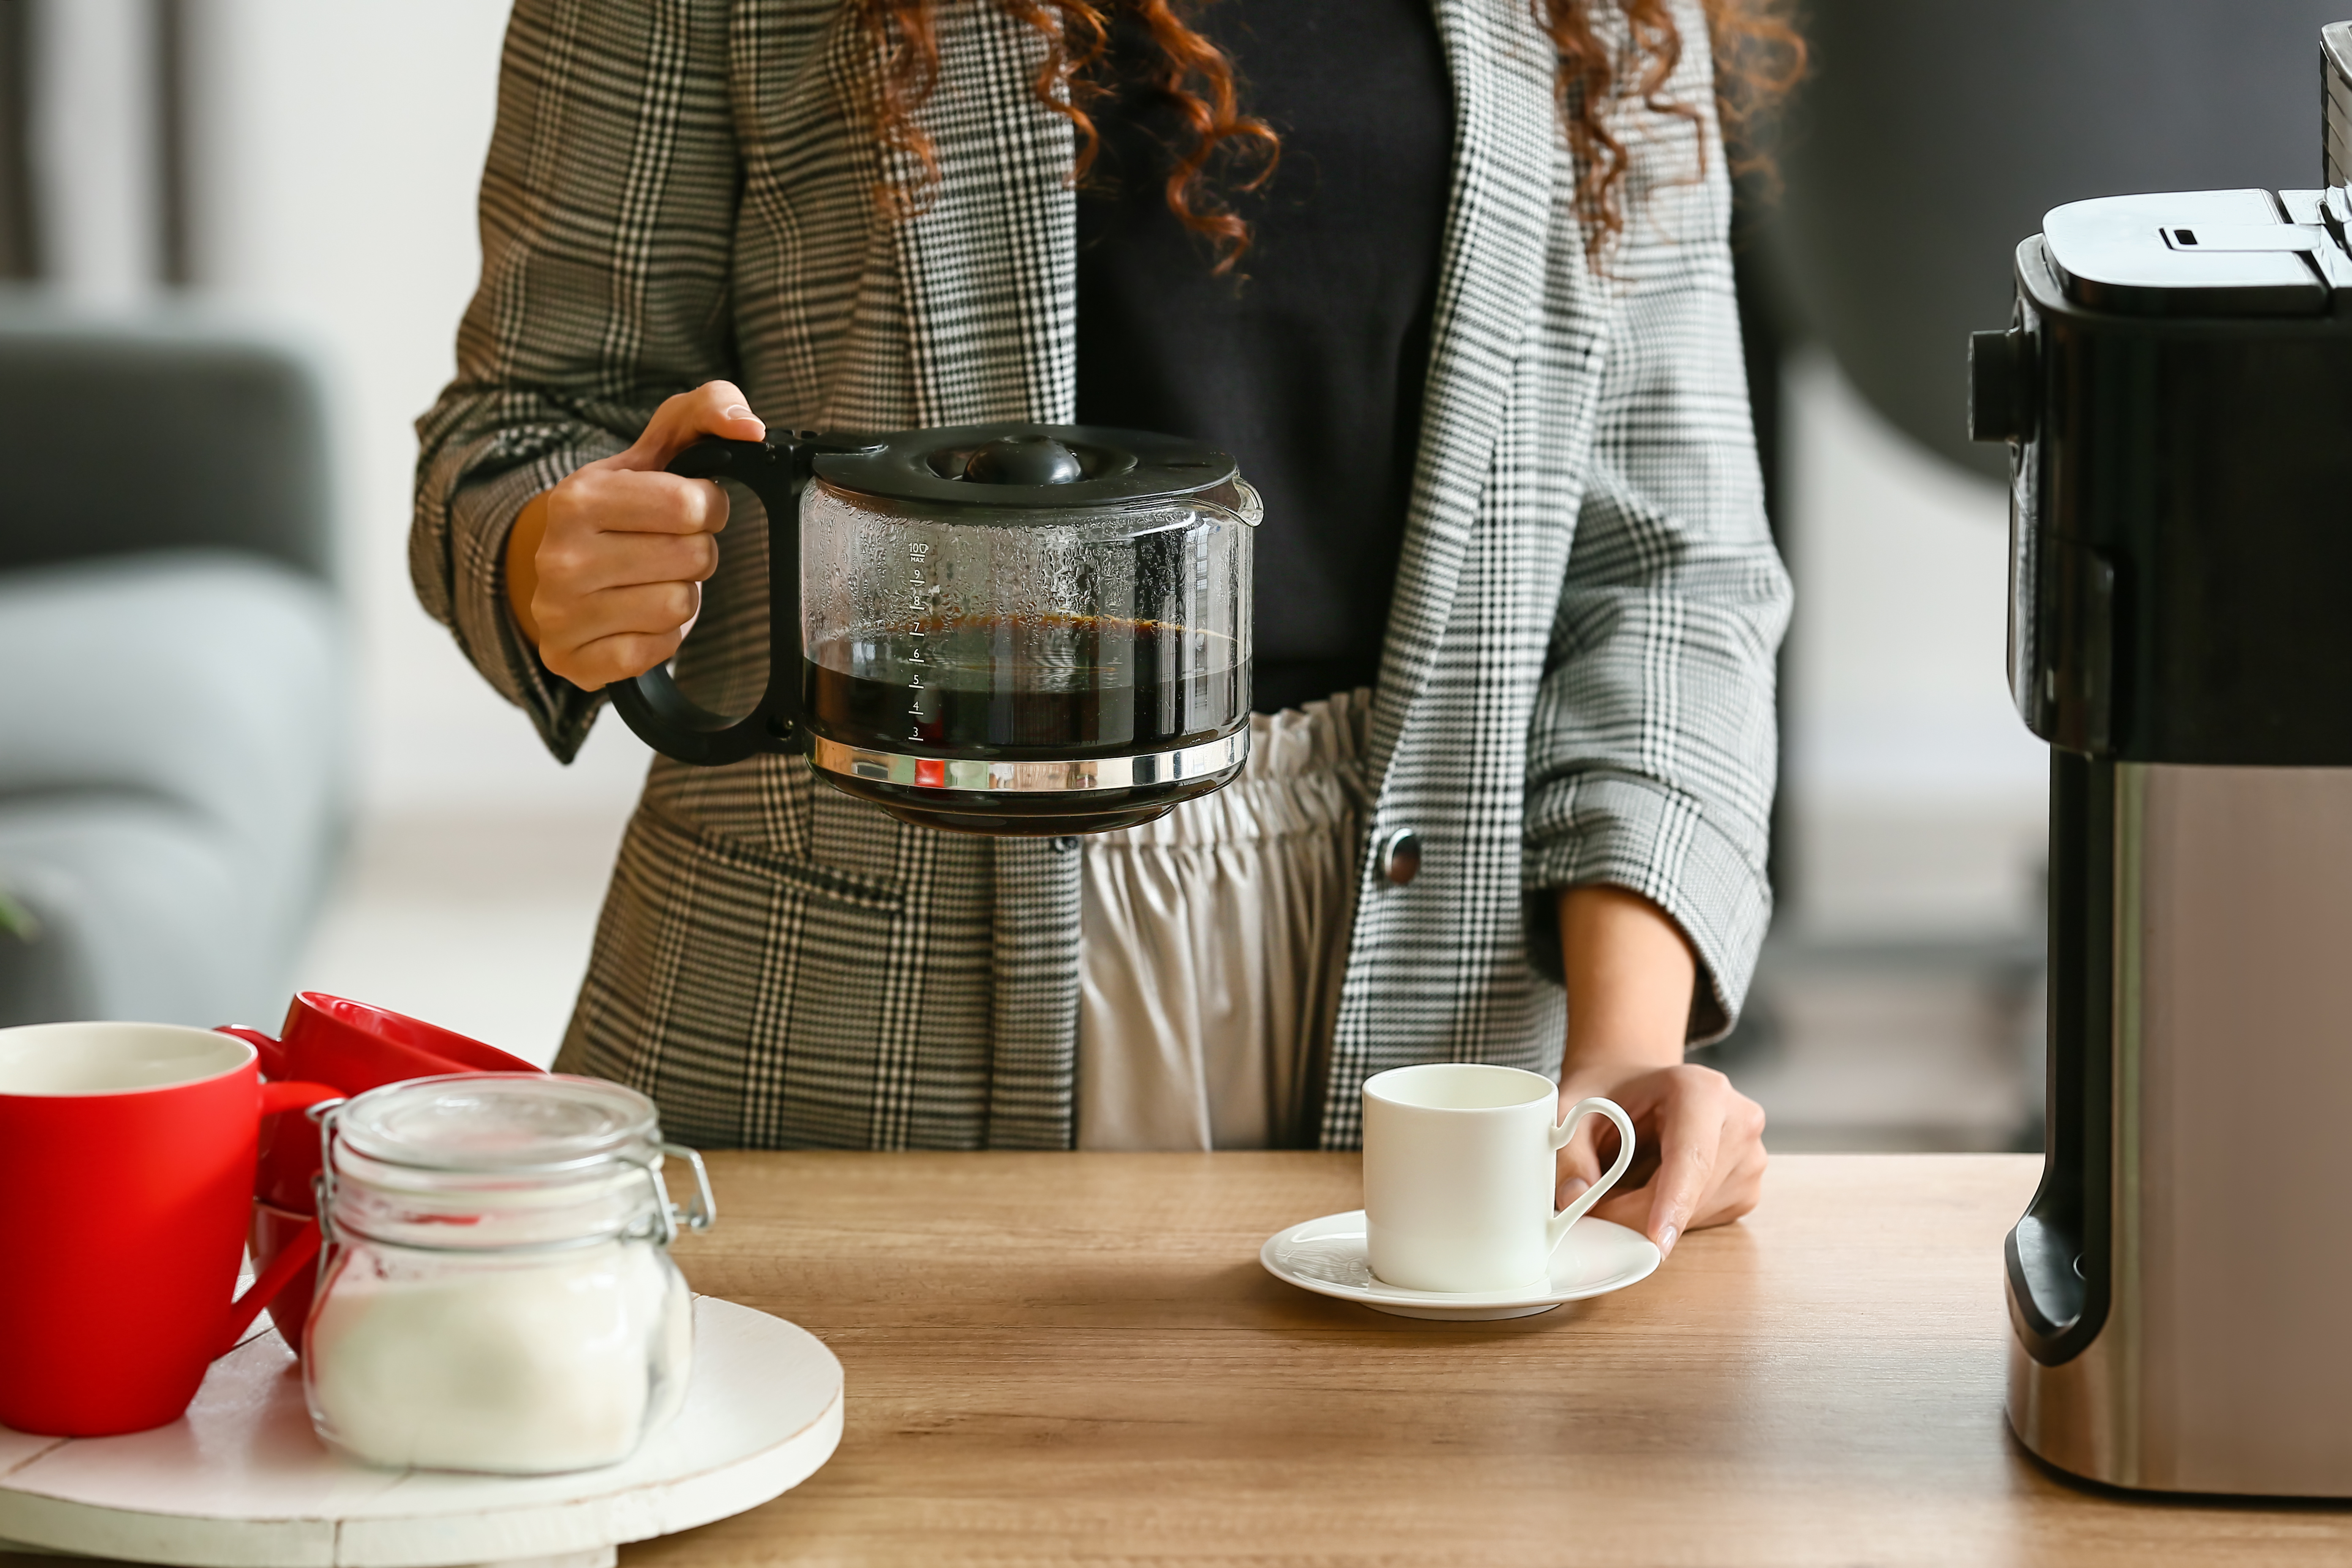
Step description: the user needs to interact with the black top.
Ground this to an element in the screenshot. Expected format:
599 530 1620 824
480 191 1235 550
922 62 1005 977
1073 0 1453 714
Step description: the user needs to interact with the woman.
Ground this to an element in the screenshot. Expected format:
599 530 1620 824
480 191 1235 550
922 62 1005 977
413 0 1796 1257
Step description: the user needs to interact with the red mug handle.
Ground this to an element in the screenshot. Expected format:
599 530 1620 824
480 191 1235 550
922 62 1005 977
215 1024 289 1082
215 1078 342 1356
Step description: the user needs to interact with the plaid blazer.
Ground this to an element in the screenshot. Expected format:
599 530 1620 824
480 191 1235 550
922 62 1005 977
412 0 1791 1151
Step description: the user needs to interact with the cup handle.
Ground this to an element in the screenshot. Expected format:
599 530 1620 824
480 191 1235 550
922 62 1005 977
215 1221 323 1358
1545 1097 1638 1254
259 1080 341 1119
214 1024 287 1081
213 1080 344 1356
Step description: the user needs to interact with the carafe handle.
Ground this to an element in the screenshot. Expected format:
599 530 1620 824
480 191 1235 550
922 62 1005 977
607 433 856 767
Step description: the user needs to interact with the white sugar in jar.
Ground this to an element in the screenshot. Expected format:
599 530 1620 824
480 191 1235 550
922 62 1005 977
303 1075 713 1474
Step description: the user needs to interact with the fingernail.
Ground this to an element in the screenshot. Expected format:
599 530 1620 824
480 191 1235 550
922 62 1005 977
1658 1224 1679 1257
1559 1177 1590 1203
721 403 760 425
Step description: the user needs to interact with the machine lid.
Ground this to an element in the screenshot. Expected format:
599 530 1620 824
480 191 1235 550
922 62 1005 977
2042 189 2330 317
811 422 1246 517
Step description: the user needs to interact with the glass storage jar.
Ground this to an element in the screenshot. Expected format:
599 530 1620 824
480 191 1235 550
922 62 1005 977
303 1073 714 1474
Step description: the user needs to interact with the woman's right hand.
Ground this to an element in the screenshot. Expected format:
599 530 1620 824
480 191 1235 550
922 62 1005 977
504 380 768 691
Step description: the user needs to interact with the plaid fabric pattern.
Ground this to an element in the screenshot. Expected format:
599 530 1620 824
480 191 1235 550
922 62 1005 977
412 0 1789 1152
1316 0 1792 1145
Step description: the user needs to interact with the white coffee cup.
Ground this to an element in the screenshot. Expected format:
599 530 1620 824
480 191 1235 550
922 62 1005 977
1361 1063 1638 1293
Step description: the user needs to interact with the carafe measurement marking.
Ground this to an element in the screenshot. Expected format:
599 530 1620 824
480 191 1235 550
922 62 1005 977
906 541 931 741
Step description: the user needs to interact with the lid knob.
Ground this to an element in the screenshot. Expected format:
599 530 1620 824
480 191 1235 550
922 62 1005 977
963 435 1084 486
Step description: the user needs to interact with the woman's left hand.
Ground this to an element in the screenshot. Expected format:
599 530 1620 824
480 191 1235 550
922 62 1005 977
1554 1056 1766 1259
1552 884 1768 1259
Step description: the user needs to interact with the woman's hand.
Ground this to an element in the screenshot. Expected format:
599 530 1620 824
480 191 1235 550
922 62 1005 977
504 381 767 691
1556 1056 1767 1257
1553 885 1768 1258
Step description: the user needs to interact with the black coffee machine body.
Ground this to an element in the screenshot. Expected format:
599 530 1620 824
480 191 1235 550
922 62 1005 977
1976 23 2352 1496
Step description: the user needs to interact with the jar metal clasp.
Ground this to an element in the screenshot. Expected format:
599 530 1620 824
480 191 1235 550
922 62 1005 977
629 1142 717 1246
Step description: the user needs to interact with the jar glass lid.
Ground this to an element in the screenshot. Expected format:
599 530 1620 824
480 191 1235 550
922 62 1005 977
334 1073 657 1174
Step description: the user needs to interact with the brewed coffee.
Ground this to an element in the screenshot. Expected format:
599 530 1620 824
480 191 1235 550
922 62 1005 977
805 614 1247 758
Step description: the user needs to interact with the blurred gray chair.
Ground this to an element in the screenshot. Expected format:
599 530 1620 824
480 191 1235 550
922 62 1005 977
1765 0 2350 479
0 300 347 1026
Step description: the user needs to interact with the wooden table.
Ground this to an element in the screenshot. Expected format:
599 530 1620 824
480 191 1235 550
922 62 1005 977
11 1153 2350 1566
642 1152 2352 1566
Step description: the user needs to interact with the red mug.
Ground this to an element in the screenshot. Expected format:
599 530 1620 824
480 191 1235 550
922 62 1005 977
0 1021 341 1437
220 992 539 1350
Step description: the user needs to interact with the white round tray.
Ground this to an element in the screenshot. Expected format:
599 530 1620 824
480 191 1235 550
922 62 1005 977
0 1297 842 1568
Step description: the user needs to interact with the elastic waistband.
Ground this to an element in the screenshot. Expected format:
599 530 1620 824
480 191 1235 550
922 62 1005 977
1089 688 1373 849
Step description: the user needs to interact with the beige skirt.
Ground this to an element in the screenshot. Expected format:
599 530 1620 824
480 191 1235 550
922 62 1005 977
1075 689 1372 1151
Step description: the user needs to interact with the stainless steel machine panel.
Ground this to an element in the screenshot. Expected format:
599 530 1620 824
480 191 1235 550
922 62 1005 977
2010 762 2352 1494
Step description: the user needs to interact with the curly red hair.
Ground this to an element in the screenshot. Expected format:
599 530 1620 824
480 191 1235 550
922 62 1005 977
850 0 1804 271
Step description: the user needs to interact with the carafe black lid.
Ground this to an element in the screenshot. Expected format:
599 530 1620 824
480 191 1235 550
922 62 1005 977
811 421 1242 514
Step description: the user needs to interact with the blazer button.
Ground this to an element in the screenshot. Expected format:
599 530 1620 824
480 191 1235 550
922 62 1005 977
1377 828 1422 886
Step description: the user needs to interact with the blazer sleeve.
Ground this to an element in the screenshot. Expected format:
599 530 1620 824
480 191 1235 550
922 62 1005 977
410 0 741 762
1521 64 1794 1042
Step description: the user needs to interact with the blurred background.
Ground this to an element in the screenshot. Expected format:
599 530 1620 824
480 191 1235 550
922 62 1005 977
0 0 2338 1145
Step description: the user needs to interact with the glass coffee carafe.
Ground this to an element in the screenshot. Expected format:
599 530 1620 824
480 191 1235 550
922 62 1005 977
608 422 1259 836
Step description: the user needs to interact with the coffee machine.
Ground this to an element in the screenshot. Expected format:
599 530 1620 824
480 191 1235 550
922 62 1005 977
1973 22 2352 1497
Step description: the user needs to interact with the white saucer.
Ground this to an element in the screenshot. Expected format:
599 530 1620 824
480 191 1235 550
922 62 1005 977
1259 1210 1662 1320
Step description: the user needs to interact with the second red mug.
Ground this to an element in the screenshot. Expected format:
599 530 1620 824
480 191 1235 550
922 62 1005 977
221 992 540 1350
